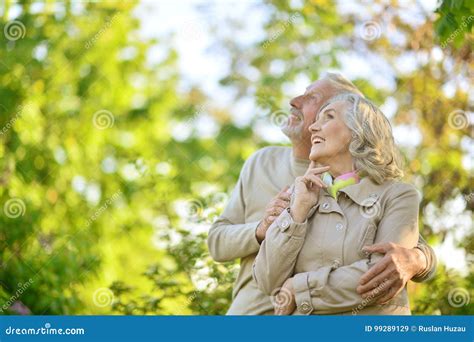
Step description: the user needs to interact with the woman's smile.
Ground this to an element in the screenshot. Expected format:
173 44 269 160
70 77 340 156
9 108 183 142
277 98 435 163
311 135 326 145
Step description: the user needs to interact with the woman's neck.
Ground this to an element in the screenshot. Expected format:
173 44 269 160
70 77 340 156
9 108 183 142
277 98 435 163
323 156 355 178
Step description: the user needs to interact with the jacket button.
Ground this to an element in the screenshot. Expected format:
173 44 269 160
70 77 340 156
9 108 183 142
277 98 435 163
335 223 344 231
322 202 330 209
332 259 341 268
279 219 290 229
299 301 311 313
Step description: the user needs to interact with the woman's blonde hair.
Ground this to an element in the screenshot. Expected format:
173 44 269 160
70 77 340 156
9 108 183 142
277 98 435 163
320 93 404 184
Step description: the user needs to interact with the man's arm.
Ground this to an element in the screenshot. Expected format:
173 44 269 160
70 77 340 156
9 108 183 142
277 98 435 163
412 234 437 282
207 173 261 263
356 235 437 304
207 149 291 263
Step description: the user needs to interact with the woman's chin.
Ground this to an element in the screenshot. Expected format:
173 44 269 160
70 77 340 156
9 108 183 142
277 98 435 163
309 151 321 162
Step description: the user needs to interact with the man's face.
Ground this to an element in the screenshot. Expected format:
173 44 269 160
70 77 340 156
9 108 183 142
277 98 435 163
282 80 337 149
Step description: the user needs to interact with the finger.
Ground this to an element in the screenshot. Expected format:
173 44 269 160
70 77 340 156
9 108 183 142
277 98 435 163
359 256 390 286
362 242 393 255
304 175 326 189
267 215 277 222
273 199 290 208
277 192 291 202
358 268 394 297
265 206 286 216
360 277 396 300
306 165 331 175
377 282 404 304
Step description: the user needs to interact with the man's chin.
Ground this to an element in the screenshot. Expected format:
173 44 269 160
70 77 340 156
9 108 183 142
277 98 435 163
281 124 304 140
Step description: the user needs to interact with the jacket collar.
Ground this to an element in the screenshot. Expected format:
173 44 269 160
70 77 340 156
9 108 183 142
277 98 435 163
336 176 395 207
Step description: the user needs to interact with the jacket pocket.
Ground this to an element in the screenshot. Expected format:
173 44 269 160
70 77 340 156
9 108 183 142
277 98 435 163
357 222 378 258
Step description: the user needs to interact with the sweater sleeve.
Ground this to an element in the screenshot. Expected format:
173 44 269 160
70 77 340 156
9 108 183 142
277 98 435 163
411 234 437 282
207 154 261 262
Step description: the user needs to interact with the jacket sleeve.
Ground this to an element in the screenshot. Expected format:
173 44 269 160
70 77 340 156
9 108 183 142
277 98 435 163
292 184 420 314
411 234 437 282
252 206 316 295
207 156 261 263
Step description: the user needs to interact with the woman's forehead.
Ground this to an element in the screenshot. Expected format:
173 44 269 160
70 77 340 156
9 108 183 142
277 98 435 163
321 99 349 114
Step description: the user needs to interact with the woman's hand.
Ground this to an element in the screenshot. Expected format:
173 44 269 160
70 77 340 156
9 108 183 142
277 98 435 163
274 277 296 315
291 164 330 222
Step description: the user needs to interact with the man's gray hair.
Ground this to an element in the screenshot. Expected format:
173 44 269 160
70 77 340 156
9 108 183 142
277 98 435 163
320 72 365 98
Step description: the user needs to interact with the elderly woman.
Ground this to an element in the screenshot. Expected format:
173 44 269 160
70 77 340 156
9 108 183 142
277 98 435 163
252 93 419 315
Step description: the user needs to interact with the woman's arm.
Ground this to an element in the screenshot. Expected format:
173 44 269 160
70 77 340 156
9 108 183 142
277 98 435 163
252 207 314 295
290 183 420 315
252 165 329 295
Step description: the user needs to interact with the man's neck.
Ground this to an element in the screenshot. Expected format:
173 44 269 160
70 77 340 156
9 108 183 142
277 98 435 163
291 140 311 160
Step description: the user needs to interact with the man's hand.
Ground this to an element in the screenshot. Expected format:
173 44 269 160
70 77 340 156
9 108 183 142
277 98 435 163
274 277 296 315
357 242 427 304
255 186 291 243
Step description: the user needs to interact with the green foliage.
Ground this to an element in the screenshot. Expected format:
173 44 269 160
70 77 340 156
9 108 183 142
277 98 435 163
434 0 474 48
0 0 472 316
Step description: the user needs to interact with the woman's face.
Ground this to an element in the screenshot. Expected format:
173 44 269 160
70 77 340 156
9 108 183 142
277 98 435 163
308 100 353 164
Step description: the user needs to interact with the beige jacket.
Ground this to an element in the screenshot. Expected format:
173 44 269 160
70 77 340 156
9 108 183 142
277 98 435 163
252 177 420 315
208 146 436 315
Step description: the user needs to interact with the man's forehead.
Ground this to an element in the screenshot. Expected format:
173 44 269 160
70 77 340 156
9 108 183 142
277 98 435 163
304 79 333 96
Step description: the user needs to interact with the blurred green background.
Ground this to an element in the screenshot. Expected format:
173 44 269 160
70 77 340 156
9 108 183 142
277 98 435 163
0 0 472 315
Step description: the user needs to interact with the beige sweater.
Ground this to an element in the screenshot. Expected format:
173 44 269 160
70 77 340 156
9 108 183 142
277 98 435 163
208 146 436 315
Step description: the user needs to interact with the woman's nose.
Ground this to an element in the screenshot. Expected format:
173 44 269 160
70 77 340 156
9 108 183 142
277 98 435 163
309 121 321 133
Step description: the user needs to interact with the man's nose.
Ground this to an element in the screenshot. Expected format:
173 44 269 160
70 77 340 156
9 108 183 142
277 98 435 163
290 95 302 108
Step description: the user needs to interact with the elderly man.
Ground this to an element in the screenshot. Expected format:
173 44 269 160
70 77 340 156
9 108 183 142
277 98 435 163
207 73 436 315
